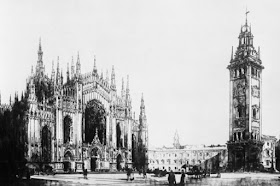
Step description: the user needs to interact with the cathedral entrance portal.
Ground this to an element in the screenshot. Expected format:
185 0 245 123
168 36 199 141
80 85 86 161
90 147 100 171
85 100 106 144
64 151 73 172
117 154 122 171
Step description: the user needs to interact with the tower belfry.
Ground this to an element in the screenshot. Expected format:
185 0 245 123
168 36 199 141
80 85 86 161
227 11 264 172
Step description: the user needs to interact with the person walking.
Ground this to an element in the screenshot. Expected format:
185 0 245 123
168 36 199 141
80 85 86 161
83 169 87 179
127 168 132 181
180 170 185 185
143 169 147 179
168 170 176 186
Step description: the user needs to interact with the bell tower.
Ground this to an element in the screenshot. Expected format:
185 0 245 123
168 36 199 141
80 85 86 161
227 12 264 171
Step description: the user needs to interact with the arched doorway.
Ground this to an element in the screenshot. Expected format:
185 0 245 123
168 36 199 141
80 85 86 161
85 100 106 144
41 125 51 162
117 154 122 171
63 115 72 143
64 151 73 172
91 147 100 171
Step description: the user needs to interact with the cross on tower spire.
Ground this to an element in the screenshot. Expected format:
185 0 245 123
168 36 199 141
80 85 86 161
245 8 250 26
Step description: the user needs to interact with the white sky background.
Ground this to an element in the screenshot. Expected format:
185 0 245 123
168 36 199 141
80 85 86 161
0 0 280 147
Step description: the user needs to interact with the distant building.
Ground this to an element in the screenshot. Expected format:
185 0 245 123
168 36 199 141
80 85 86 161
262 135 276 171
148 133 227 172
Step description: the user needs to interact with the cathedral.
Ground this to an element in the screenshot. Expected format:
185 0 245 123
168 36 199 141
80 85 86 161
26 40 148 172
227 14 264 171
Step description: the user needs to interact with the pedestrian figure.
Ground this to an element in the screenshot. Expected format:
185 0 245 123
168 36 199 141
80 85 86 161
127 168 132 181
143 169 147 179
168 170 176 186
130 169 134 181
180 170 185 185
83 169 87 179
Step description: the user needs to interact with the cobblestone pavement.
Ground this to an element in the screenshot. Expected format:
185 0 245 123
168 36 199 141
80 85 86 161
31 172 280 186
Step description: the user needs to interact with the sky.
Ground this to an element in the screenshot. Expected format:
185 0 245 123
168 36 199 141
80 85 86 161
0 0 280 147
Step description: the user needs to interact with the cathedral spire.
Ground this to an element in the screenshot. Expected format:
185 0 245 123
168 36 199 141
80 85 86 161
38 38 42 58
121 78 125 98
36 38 44 76
71 56 75 79
51 60 55 82
106 70 109 82
56 57 60 85
76 52 81 75
231 46 233 61
67 62 70 82
140 93 146 116
93 55 97 74
110 66 116 91
61 68 63 85
31 65 34 75
126 75 130 94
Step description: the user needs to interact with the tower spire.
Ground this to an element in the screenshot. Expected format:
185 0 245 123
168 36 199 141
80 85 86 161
173 130 180 149
245 8 250 26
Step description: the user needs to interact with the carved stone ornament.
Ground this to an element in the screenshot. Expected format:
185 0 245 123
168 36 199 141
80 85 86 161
252 86 260 98
234 119 246 128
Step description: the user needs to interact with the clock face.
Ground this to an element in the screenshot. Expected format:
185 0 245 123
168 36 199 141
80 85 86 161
237 83 245 96
233 79 246 97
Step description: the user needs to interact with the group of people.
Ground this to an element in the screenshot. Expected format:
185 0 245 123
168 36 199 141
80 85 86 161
168 170 189 186
126 167 147 181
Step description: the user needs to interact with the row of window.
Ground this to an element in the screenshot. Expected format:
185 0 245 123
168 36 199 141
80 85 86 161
234 106 259 119
151 152 211 158
232 67 261 78
232 131 259 141
149 159 202 165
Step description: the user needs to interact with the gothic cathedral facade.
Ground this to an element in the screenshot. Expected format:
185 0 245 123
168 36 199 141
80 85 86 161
26 41 148 172
227 17 264 171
